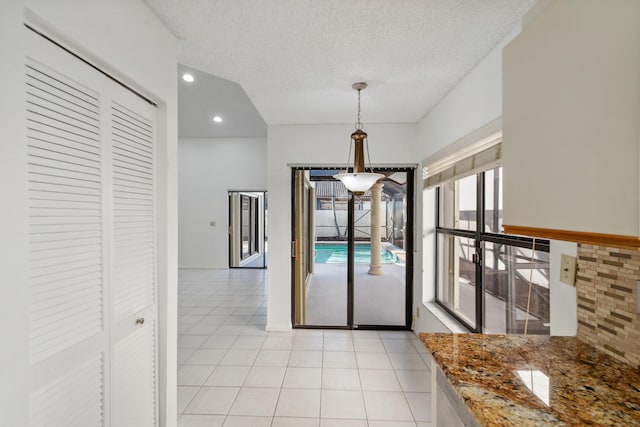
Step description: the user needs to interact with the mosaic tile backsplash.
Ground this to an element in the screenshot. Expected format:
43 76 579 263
575 244 640 368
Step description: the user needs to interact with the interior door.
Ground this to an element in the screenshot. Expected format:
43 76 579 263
24 26 158 426
25 27 109 427
228 191 266 268
108 83 158 426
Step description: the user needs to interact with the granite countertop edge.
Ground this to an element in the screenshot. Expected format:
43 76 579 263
419 332 640 427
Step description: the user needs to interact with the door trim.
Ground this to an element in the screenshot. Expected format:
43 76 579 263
228 190 267 269
290 166 415 331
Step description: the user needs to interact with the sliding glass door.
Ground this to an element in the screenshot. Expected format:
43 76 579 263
292 167 413 329
353 172 411 327
229 191 267 268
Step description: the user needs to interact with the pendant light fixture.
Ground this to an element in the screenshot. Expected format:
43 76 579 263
334 82 384 195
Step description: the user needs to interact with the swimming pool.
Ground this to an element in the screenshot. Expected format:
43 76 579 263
315 243 398 264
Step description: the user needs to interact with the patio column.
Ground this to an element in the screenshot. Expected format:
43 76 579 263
368 182 384 275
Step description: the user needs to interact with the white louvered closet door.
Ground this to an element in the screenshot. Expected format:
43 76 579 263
109 83 158 427
25 27 158 427
26 29 108 427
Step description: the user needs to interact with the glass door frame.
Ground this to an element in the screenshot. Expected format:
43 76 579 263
228 190 267 269
290 166 415 331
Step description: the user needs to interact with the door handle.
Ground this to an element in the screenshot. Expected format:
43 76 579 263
136 317 145 325
472 252 481 266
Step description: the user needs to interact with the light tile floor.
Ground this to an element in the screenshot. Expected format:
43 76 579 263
178 268 432 427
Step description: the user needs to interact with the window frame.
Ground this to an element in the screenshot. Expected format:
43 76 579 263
434 168 550 333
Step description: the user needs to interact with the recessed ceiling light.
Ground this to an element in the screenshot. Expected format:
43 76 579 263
212 116 223 123
182 73 195 83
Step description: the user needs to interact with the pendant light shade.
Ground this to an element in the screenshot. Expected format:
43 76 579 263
333 83 383 194
333 171 384 193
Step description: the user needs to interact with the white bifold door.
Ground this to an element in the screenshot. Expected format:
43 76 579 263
25 27 158 426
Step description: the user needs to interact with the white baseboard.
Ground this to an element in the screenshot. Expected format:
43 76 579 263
266 322 292 332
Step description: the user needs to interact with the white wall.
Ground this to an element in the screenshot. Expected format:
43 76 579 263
549 240 578 336
179 138 267 268
267 124 418 331
0 1 178 425
503 0 640 237
0 2 29 424
416 25 519 162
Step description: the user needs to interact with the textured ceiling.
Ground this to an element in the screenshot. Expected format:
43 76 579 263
146 0 536 126
178 64 267 138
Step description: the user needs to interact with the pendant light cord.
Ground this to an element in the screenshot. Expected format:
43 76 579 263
355 88 363 130
355 87 375 173
344 137 354 173
366 137 374 173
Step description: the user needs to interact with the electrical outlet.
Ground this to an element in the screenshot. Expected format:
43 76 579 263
209 221 216 227
560 254 577 286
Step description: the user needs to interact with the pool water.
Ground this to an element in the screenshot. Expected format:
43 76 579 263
315 243 397 264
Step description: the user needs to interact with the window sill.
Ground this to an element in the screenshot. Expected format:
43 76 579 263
422 302 470 334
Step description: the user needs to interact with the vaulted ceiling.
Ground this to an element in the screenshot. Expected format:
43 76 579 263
146 0 536 133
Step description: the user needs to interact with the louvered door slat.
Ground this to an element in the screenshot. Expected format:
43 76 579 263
29 138 100 164
29 182 100 198
112 134 152 155
29 149 100 174
29 168 100 188
113 178 152 192
112 109 152 134
112 105 152 128
114 161 152 177
26 57 103 365
29 271 102 294
28 111 100 142
30 241 101 257
113 162 153 178
111 244 153 258
28 126 100 153
29 189 101 203
28 119 100 147
112 129 152 151
30 238 101 252
29 248 101 268
112 144 152 164
26 91 99 124
30 278 102 305
25 62 98 102
112 138 152 158
113 235 153 247
30 325 104 363
112 118 152 140
112 119 152 141
26 84 100 123
30 231 101 242
28 167 100 186
30 302 102 336
27 102 100 134
29 199 101 211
